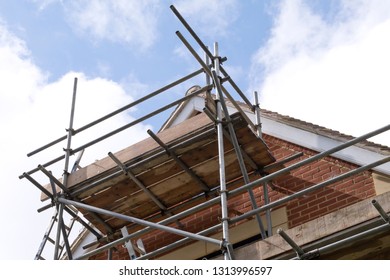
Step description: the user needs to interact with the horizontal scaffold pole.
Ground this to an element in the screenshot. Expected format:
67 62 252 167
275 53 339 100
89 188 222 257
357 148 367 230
230 156 390 224
20 84 213 179
75 194 222 260
291 201 390 260
58 198 223 248
26 67 208 158
230 124 390 197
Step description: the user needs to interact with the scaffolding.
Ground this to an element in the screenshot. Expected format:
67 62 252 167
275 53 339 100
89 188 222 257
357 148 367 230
20 5 390 260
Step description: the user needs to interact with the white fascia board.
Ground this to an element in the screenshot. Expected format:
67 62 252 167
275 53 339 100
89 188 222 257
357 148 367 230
168 96 205 128
225 106 390 175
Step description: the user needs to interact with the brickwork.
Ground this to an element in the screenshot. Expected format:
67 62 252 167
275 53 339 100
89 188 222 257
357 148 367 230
263 134 375 228
89 133 375 259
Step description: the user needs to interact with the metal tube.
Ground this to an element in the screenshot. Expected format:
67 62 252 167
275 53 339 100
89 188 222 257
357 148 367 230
63 206 102 239
213 42 230 260
205 48 211 86
49 177 57 199
220 67 253 109
177 30 255 129
212 69 267 238
108 152 169 211
222 128 258 170
220 86 257 130
19 155 65 179
70 128 216 197
170 4 253 108
72 198 115 234
22 172 53 199
27 68 205 157
21 84 213 179
55 78 78 260
147 129 210 192
38 165 68 193
71 149 84 173
75 195 222 260
54 203 64 260
137 224 222 260
230 156 390 224
176 29 252 132
58 198 222 247
230 124 390 197
37 203 53 213
264 182 272 236
35 208 58 260
71 85 213 155
60 221 73 260
372 200 390 223
277 228 304 257
253 91 262 138
176 31 212 77
291 222 390 260
170 5 213 59
262 152 304 173
63 77 78 187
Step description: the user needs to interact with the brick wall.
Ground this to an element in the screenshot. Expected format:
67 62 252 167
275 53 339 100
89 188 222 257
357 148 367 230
263 134 375 228
89 133 375 259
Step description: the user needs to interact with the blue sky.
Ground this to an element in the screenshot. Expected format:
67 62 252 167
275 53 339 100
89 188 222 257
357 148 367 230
0 0 389 260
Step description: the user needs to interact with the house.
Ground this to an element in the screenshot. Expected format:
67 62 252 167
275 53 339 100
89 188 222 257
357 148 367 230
49 85 390 260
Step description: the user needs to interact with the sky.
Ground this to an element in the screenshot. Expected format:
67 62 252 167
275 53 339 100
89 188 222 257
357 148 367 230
0 0 389 260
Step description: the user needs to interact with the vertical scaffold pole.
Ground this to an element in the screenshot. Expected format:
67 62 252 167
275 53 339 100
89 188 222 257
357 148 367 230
254 91 273 235
54 77 78 260
253 91 262 138
205 48 211 86
263 182 272 236
63 77 78 188
213 43 230 260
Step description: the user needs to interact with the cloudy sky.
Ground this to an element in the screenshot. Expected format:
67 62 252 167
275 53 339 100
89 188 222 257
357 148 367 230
0 0 389 260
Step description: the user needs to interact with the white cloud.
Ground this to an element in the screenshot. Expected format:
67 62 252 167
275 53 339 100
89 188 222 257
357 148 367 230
65 0 162 48
250 0 390 146
0 21 152 259
174 0 240 38
33 0 162 49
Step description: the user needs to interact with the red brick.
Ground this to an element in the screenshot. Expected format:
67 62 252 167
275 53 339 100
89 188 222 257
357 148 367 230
301 204 319 216
317 188 335 197
289 203 310 214
308 196 327 207
309 208 329 219
293 165 312 177
327 199 348 211
336 193 351 201
319 197 337 209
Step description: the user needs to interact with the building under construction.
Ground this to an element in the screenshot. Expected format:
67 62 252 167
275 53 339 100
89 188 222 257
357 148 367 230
20 5 390 260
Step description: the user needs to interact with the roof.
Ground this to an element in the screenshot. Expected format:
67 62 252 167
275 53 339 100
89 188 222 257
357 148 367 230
260 109 390 156
161 89 390 175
